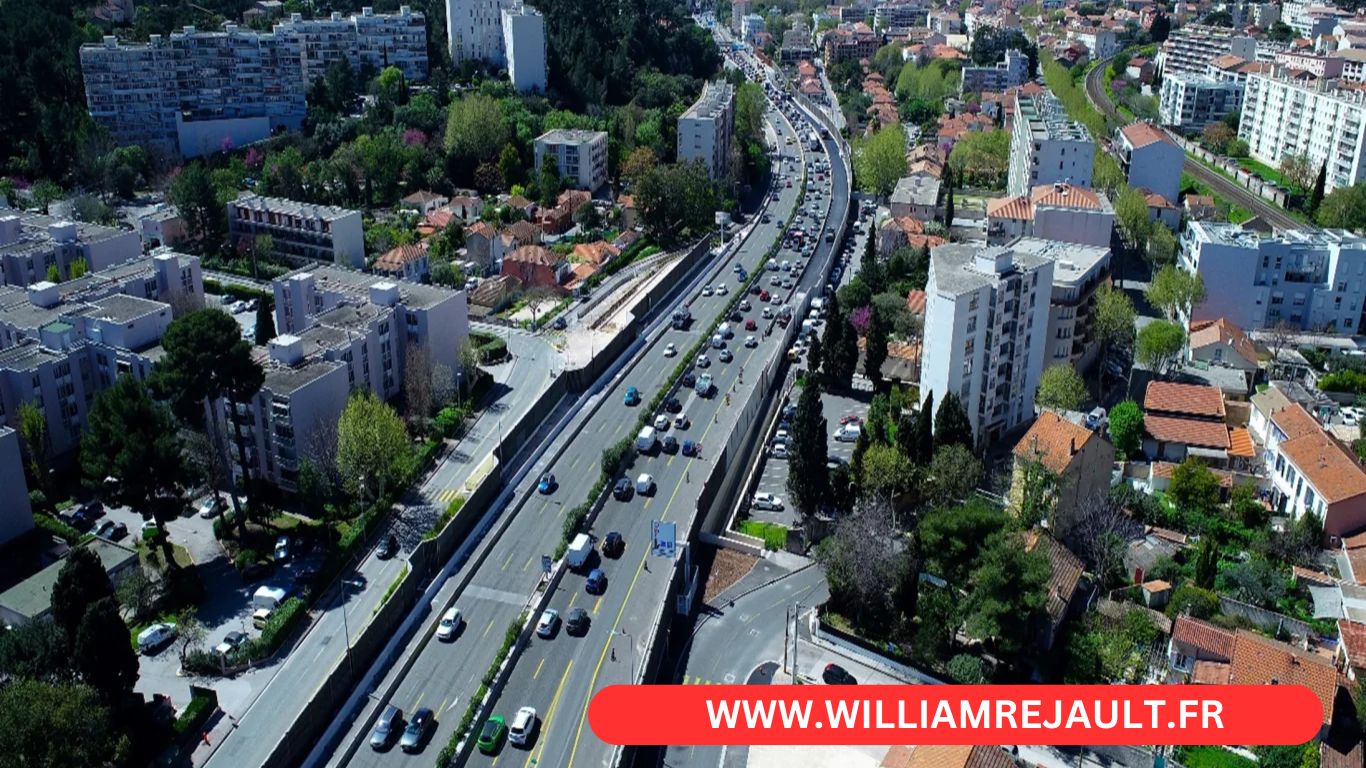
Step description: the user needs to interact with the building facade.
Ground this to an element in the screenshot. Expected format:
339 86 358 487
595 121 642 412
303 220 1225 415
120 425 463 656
0 214 141 288
1115 122 1184 205
986 183 1115 248
501 3 546 93
1158 72 1245 133
678 81 736 181
446 0 513 64
1008 90 1095 196
1158 24 1257 77
1239 71 1366 194
960 48 1029 94
534 130 610 191
0 427 34 546
920 243 1053 444
226 193 366 269
1011 237 1112 372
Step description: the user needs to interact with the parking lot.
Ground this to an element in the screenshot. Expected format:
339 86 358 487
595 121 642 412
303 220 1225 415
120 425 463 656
207 291 262 340
749 388 869 527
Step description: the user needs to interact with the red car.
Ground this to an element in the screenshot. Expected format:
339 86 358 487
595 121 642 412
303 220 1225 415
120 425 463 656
759 290 770 301
745 319 757 331
840 415 863 425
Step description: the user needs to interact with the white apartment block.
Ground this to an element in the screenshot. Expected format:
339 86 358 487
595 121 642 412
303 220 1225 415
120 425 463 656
920 243 1053 445
1116 122 1184 205
446 0 512 64
678 81 736 181
80 7 427 158
501 3 547 93
1069 27 1119 61
1159 72 1245 133
1158 24 1257 77
1332 50 1366 84
227 193 366 269
1007 91 1095 196
1239 71 1366 193
1010 238 1112 373
0 250 204 456
1283 0 1352 38
1180 221 1366 333
0 427 33 546
959 48 1028 94
534 130 610 191
874 0 930 30
0 215 141 288
986 183 1115 248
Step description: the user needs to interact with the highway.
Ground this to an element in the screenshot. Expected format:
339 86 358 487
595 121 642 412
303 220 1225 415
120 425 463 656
1082 58 1300 232
201 326 558 768
457 47 854 768
327 69 838 767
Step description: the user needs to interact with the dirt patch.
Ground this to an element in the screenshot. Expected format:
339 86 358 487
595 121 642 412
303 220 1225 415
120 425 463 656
703 547 759 603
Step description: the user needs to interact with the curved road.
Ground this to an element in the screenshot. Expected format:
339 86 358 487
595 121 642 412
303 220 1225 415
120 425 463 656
1083 58 1300 231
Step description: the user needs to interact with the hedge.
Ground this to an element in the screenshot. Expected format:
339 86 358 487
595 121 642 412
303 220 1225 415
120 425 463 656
255 597 307 654
172 693 216 737
34 513 83 544
738 520 788 550
470 331 510 364
436 615 526 766
1319 369 1366 395
202 278 274 306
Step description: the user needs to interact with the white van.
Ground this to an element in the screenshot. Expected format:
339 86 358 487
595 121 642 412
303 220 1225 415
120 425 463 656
253 585 287 610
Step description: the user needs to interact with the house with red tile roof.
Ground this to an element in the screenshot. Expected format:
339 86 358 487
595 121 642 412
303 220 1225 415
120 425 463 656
985 182 1114 247
1253 397 1366 541
1141 381 1234 463
1168 615 1235 681
905 289 926 317
1023 531 1091 650
372 242 429 283
464 221 498 273
1337 618 1366 681
500 244 568 293
1188 317 1260 392
882 745 1016 768
400 190 448 215
1010 410 1115 533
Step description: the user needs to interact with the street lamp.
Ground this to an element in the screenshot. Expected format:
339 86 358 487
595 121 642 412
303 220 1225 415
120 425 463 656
619 627 637 678
339 576 364 675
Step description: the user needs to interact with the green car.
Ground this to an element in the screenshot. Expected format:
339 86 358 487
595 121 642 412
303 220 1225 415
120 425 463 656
477 714 506 754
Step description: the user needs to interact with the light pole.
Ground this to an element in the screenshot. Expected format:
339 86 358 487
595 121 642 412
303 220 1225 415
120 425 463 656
340 576 364 675
619 627 637 678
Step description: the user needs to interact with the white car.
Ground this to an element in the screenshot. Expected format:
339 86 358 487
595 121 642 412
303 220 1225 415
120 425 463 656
536 609 560 638
719 349 733 363
702 285 714 296
437 607 463 641
715 284 728 296
509 706 539 747
834 424 862 442
772 442 789 459
696 354 711 369
762 307 774 319
663 343 677 357
654 414 670 431
751 492 784 511
197 496 226 519
635 473 656 495
774 429 790 443
745 335 758 348
137 622 178 653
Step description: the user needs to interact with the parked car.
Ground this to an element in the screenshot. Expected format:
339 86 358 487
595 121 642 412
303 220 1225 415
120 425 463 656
478 714 507 754
400 707 434 753
552 316 568 330
536 609 560 638
751 492 784 511
834 424 862 442
436 607 463 641
215 630 249 657
369 704 403 751
822 663 857 685
566 607 591 635
772 442 789 459
197 496 227 518
137 622 178 653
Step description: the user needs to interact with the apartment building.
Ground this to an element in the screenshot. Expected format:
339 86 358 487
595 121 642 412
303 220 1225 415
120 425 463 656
822 23 880 64
1283 0 1352 38
0 215 141 288
1180 221 1366 332
81 7 426 157
1011 237 1112 372
742 14 766 44
1333 50 1366 84
1158 72 1245 133
501 3 546 93
1239 71 1366 193
446 0 513 64
1274 51 1345 80
0 251 202 456
731 0 749 34
960 48 1028 94
1069 27 1119 61
920 243 1053 444
1158 24 1257 77
227 193 365 269
780 28 816 64
678 81 736 181
534 130 610 191
1256 396 1366 538
1007 90 1095 196
1115 122 1184 206
874 0 930 30
986 183 1115 248
0 427 33 546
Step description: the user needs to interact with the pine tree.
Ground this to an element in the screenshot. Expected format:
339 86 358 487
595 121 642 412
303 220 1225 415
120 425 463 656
50 549 113 645
254 302 276 345
819 293 843 381
74 597 138 703
807 333 824 384
912 391 935 465
863 304 889 391
1193 536 1218 588
786 379 829 515
933 391 974 450
943 165 955 227
832 312 860 389
1309 162 1326 215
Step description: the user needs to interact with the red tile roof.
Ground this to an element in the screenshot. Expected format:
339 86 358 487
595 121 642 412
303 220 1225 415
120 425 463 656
906 289 926 315
1171 616 1236 660
1031 182 1102 209
1024 531 1085 623
1339 619 1366 669
1013 411 1099 475
882 216 926 235
1191 659 1231 684
1294 565 1338 586
1188 318 1259 365
1271 403 1322 441
1120 122 1174 149
1227 631 1337 725
1143 414 1231 449
1278 430 1366 504
1145 381 1225 418
1228 427 1255 458
374 242 426 270
891 745 1016 768
504 244 560 267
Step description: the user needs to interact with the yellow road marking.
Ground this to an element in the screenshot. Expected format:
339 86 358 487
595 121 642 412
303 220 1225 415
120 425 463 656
568 591 578 610
592 596 602 615
524 660 573 768
502 550 516 571
534 657 546 680
523 555 534 572
482 619 495 639
412 692 424 711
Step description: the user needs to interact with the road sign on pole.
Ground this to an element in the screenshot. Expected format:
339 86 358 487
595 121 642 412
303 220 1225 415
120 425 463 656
651 521 676 559
541 555 553 574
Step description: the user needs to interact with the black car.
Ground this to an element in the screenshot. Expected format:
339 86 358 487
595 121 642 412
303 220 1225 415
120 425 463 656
552 316 567 330
400 707 434 753
662 435 679 454
613 478 634 501
377 534 399 560
663 397 683 413
566 607 591 635
822 663 857 685
748 284 762 295
602 531 624 558
681 372 696 388
729 310 743 322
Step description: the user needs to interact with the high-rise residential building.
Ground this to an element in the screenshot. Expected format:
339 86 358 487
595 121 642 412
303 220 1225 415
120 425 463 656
534 130 610 191
80 7 427 158
0 250 204 456
0 427 33 546
502 3 546 93
1179 221 1366 332
731 0 749 34
960 48 1028 94
1010 238 1112 373
1282 0 1352 38
678 81 736 181
874 0 930 30
1007 90 1094 196
920 242 1053 444
1115 122 1184 206
1158 24 1257 77
446 0 513 64
0 214 141 288
986 183 1115 248
1239 71 1366 194
226 193 366 269
1158 72 1245 133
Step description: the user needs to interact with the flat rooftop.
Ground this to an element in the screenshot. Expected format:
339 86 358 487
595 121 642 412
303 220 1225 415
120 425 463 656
931 242 1052 296
230 193 359 222
1016 91 1091 142
87 293 167 324
536 129 608 145
1009 237 1110 286
682 81 735 121
263 358 345 395
285 264 457 310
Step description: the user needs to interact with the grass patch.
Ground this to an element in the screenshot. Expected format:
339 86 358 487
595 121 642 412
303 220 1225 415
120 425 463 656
1174 747 1257 768
424 496 466 540
34 513 83 545
374 565 409 617
172 693 216 737
738 520 789 550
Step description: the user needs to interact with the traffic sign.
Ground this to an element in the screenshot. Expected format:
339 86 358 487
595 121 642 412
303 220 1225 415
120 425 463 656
651 521 676 558
541 555 553 574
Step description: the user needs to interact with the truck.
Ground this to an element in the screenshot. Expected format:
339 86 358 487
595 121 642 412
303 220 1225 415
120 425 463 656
566 533 592 570
253 585 288 610
806 132 820 152
636 425 659 454
671 307 692 330
695 373 714 397
811 297 826 317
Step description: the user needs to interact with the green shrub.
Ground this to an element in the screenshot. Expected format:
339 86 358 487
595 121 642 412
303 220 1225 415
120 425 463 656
172 694 216 736
424 496 466 540
434 406 467 438
255 597 307 653
738 520 788 550
34 513 81 544
1319 369 1366 394
142 525 160 542
235 548 261 570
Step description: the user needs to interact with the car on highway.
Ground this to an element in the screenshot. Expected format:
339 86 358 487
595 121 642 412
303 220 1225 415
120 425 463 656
377 533 399 560
476 713 505 754
768 274 781 286
772 442 789 459
566 607 591 635
613 478 634 501
822 663 857 685
215 630 249 657
586 568 607 594
681 372 696 388
748 284 761 295
197 496 227 518
745 318 757 331
751 492 784 511
702 285 714 296
759 290 770 301
728 310 743 322
739 299 751 311
602 531 624 558
674 413 691 430
696 354 710 368
509 706 539 748
664 343 677 357
762 306 774 319
370 704 403 751
624 387 641 406
664 396 683 413
635 473 656 496
437 607 463 641
745 335 758 348
662 435 679 454
682 439 698 457
653 414 670 431
716 284 728 296
719 349 733 363
535 609 560 638
537 473 557 494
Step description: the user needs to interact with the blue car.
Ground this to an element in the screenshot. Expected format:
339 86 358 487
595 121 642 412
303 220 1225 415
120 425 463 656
537 473 556 494
624 387 640 406
681 440 698 457
586 568 607 595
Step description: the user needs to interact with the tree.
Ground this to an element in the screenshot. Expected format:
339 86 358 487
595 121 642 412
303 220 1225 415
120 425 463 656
1201 122 1235 154
943 165 955 226
81 376 190 563
933 392 973 451
853 123 908 196
170 162 225 244
816 497 910 628
863 304 889 391
787 381 830 517
1113 186 1152 253
1036 365 1087 412
74 597 138 703
172 607 207 664
1309 162 1327 215
115 567 159 624
1013 456 1059 530
1107 400 1144 458
336 391 410 502
928 443 982 506
1136 320 1186 377
829 309 861 390
963 530 1050 655
1230 481 1267 528
1147 224 1177 268
633 161 717 247
1317 184 1366 231
1279 153 1316 193
860 443 916 501
1170 458 1221 517
403 345 436 435
1150 12 1171 42
1167 582 1219 618
0 620 69 681
0 680 123 768
919 498 1009 584
806 334 824 385
16 401 47 492
1092 285 1136 390
946 654 987 684
1066 491 1143 582
254 302 276 345
909 393 935 465
444 93 510 164
1193 537 1219 589
249 233 275 279
50 548 113 644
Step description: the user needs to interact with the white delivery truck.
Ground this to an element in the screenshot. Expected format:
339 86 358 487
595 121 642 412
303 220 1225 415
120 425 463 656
636 425 658 454
566 533 592 570
253 585 288 610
